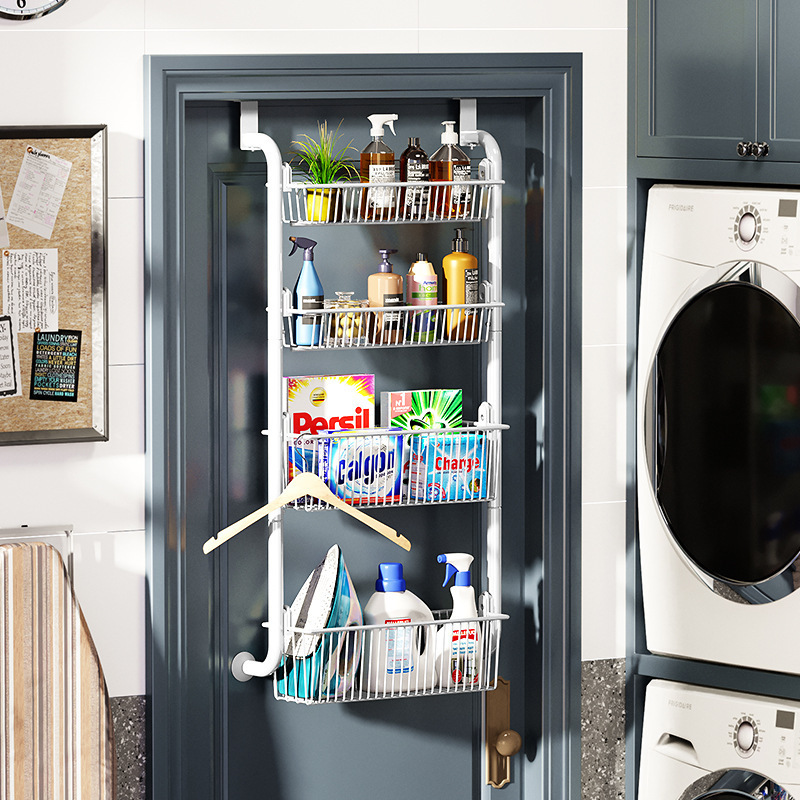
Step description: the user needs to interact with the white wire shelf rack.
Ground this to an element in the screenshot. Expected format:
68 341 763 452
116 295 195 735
281 163 504 225
273 607 507 704
282 291 502 350
282 423 506 509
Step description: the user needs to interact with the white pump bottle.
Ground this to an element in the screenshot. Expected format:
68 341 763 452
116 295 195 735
435 552 482 689
362 562 437 695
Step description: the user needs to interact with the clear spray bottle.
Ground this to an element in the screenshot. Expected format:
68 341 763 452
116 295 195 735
360 113 398 220
435 552 482 688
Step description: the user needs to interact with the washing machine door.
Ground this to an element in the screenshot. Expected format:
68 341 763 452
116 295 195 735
645 262 800 602
683 767 794 800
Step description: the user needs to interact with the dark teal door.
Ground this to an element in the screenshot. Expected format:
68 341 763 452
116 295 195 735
146 55 581 800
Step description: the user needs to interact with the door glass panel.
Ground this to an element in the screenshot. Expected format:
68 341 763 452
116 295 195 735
656 281 800 585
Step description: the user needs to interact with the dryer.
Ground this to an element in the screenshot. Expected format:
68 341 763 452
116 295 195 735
638 184 800 673
640 680 800 799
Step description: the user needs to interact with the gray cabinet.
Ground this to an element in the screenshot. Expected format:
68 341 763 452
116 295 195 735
635 0 800 162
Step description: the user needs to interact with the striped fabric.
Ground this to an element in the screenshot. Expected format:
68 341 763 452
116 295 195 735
0 542 115 799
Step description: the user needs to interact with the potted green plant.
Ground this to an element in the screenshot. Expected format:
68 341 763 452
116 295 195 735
291 120 358 222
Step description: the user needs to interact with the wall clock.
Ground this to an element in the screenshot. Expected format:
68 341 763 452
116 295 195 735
0 0 69 19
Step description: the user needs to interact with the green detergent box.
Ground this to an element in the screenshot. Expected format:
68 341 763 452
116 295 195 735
379 389 463 430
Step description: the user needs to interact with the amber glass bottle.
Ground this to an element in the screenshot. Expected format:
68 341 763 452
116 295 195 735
429 121 471 218
399 137 430 219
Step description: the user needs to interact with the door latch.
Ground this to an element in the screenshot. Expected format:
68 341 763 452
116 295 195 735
485 676 522 788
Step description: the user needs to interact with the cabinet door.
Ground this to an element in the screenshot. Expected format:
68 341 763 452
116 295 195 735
636 0 759 160
764 0 800 161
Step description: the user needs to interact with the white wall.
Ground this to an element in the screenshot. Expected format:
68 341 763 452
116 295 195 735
0 0 627 696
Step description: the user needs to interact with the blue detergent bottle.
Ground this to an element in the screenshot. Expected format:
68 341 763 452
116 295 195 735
289 235 324 346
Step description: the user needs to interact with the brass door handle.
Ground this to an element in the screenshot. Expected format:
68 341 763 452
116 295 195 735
495 729 522 757
485 676 522 788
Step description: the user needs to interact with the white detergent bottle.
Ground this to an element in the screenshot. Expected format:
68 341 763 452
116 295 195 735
362 562 437 695
435 553 483 689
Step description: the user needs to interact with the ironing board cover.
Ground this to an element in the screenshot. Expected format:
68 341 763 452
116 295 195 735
0 541 115 799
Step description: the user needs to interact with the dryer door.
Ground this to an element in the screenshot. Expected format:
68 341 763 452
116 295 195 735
646 262 800 602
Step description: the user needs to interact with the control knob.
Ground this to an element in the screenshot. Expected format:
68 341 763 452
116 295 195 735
734 717 758 757
738 212 757 244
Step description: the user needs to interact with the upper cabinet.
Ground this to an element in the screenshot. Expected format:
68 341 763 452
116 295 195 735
635 0 800 162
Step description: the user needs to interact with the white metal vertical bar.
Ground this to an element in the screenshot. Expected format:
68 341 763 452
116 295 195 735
471 130 503 614
238 101 285 678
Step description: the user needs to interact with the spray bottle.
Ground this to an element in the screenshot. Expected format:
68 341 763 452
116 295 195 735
435 553 482 688
360 114 398 220
289 235 323 346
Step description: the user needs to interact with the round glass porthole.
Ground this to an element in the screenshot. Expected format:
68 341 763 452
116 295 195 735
649 269 800 598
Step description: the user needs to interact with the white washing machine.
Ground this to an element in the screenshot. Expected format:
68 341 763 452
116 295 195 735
638 184 800 673
640 680 800 799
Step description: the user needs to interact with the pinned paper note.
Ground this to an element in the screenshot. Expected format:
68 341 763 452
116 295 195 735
2 248 58 332
0 316 20 397
7 146 72 240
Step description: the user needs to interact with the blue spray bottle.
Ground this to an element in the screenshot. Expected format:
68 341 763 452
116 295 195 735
289 236 324 346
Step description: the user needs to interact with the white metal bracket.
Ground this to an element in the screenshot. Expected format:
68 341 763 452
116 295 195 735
459 98 480 149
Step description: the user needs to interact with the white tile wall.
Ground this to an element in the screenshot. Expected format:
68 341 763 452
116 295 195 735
581 501 626 660
0 0 628 693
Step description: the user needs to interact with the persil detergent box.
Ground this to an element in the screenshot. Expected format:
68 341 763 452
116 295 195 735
286 374 375 480
322 428 404 505
409 432 488 502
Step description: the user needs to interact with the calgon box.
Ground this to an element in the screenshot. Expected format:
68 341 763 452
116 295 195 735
322 427 404 505
286 374 375 480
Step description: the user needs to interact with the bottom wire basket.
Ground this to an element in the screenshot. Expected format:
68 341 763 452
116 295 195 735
273 610 507 705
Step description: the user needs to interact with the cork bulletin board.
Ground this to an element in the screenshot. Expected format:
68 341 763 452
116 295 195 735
0 125 107 445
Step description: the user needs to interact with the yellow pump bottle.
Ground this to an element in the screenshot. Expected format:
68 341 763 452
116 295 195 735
442 228 479 341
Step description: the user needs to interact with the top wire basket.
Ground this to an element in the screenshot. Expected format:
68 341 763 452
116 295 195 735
281 164 504 225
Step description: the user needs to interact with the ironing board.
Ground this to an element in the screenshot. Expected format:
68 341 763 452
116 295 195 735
0 541 115 799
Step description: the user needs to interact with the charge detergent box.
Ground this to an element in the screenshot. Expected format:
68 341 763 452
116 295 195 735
322 428 404 505
286 374 375 480
409 432 488 502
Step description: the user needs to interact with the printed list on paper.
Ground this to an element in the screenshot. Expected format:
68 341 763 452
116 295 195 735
6 146 72 240
0 316 20 397
2 249 58 332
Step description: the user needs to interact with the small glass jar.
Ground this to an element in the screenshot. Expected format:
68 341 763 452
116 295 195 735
325 292 368 347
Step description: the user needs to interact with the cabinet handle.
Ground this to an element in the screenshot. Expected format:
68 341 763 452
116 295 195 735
736 141 770 159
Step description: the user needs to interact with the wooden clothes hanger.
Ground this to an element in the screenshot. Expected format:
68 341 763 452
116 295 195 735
202 472 411 554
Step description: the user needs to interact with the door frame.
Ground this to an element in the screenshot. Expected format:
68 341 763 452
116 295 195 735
144 53 582 800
